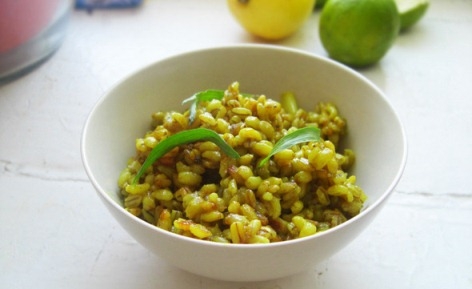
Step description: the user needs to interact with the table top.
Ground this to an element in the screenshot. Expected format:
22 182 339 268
1 0 471 288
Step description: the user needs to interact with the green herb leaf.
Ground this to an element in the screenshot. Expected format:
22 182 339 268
182 89 255 123
280 92 299 115
133 128 240 184
182 89 225 123
258 126 321 167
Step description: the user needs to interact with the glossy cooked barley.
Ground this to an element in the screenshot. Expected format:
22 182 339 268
118 82 367 244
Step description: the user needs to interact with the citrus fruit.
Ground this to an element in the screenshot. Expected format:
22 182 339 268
227 0 316 40
319 0 400 67
395 0 429 31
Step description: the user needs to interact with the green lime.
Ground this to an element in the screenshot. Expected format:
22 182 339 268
319 0 400 67
395 0 429 31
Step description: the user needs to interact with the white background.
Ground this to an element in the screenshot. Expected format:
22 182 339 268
1 0 471 288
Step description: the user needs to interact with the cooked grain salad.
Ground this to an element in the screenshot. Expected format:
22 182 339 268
118 82 367 244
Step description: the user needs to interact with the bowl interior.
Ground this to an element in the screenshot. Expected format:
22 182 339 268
83 45 405 212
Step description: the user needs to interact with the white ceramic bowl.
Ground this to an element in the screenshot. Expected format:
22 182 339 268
81 45 407 282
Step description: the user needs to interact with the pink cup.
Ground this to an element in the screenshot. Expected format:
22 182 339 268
0 0 70 81
0 0 61 53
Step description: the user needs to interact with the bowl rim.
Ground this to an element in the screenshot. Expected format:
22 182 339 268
81 43 408 249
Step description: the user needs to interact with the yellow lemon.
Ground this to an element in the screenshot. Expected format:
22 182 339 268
227 0 316 40
319 0 400 67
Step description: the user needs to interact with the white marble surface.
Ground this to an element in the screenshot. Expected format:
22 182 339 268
1 0 471 288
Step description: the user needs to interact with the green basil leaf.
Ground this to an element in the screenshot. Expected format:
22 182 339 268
258 126 321 167
133 128 240 184
182 89 225 123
